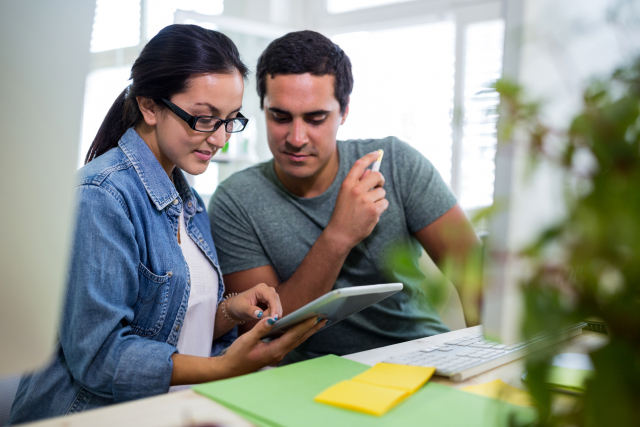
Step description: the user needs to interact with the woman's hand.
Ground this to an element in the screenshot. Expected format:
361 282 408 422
226 283 282 322
172 313 327 386
220 315 328 377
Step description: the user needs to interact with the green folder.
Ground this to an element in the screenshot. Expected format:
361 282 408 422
193 355 536 427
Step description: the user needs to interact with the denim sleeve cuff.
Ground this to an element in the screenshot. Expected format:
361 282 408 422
112 339 177 402
211 326 238 357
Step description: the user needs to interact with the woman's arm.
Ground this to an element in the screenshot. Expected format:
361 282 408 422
62 185 177 402
171 315 325 386
65 185 320 395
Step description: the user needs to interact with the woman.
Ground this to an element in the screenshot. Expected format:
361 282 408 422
8 25 325 425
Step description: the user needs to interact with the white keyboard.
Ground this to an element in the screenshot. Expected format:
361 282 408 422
383 323 586 382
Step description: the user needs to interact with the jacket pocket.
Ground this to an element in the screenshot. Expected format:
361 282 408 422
130 262 171 337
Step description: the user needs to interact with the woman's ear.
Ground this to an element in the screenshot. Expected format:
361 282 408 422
136 96 159 126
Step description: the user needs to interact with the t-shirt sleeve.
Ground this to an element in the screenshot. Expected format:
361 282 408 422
391 138 458 233
208 181 271 275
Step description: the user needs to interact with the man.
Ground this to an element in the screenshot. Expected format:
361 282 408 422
209 30 482 363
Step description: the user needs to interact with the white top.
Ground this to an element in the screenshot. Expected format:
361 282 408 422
170 210 219 392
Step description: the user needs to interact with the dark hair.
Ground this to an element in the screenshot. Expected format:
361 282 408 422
256 30 353 114
85 24 248 164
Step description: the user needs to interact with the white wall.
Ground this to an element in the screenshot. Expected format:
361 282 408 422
0 0 95 375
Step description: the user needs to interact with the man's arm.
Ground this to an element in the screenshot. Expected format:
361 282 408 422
223 151 387 333
222 232 348 333
413 203 484 327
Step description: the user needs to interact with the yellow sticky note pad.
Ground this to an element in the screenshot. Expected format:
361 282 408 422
314 380 408 416
351 363 436 393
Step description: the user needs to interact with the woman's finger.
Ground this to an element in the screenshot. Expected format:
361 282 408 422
228 295 264 321
261 307 279 321
246 316 278 343
255 285 283 319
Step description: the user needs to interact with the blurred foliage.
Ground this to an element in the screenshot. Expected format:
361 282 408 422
496 57 640 426
382 239 452 311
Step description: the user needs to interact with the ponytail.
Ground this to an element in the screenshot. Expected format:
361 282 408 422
85 87 140 164
85 24 248 164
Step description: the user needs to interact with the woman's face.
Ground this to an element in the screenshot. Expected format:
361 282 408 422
142 72 244 176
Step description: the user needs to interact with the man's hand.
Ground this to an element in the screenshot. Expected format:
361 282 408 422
325 151 389 251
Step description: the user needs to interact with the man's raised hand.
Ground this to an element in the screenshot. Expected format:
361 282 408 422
325 151 389 252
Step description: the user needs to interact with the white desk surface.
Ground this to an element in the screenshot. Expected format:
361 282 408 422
22 327 606 427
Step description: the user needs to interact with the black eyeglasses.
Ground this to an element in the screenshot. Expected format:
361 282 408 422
161 98 249 133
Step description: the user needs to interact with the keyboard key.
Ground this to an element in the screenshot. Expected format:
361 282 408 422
504 344 524 351
437 347 453 352
418 362 437 368
456 361 480 370
419 348 436 353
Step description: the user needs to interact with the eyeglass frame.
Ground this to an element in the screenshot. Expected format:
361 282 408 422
160 98 249 133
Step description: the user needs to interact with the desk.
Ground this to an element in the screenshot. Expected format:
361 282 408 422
22 327 606 427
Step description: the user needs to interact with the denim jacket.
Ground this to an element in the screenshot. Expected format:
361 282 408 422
8 128 236 425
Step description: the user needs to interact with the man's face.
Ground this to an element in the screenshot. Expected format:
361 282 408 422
263 73 348 184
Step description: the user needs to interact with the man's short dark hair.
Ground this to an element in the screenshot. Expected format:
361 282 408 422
256 30 353 114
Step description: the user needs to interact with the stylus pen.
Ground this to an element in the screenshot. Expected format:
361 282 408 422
371 149 384 173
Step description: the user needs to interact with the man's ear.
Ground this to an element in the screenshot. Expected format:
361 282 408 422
136 96 159 126
340 97 350 125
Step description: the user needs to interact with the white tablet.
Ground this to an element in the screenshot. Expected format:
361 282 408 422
262 283 403 340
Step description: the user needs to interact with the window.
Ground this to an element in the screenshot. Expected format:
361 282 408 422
91 0 141 52
333 18 504 210
460 20 505 209
333 22 456 184
327 0 415 14
146 0 223 40
79 66 132 167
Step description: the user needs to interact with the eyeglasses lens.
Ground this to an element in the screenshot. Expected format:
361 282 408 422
195 118 246 133
226 120 246 133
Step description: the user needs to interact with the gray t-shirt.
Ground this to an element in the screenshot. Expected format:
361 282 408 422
209 137 457 362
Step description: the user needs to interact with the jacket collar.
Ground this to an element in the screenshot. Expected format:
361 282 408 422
119 128 200 214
